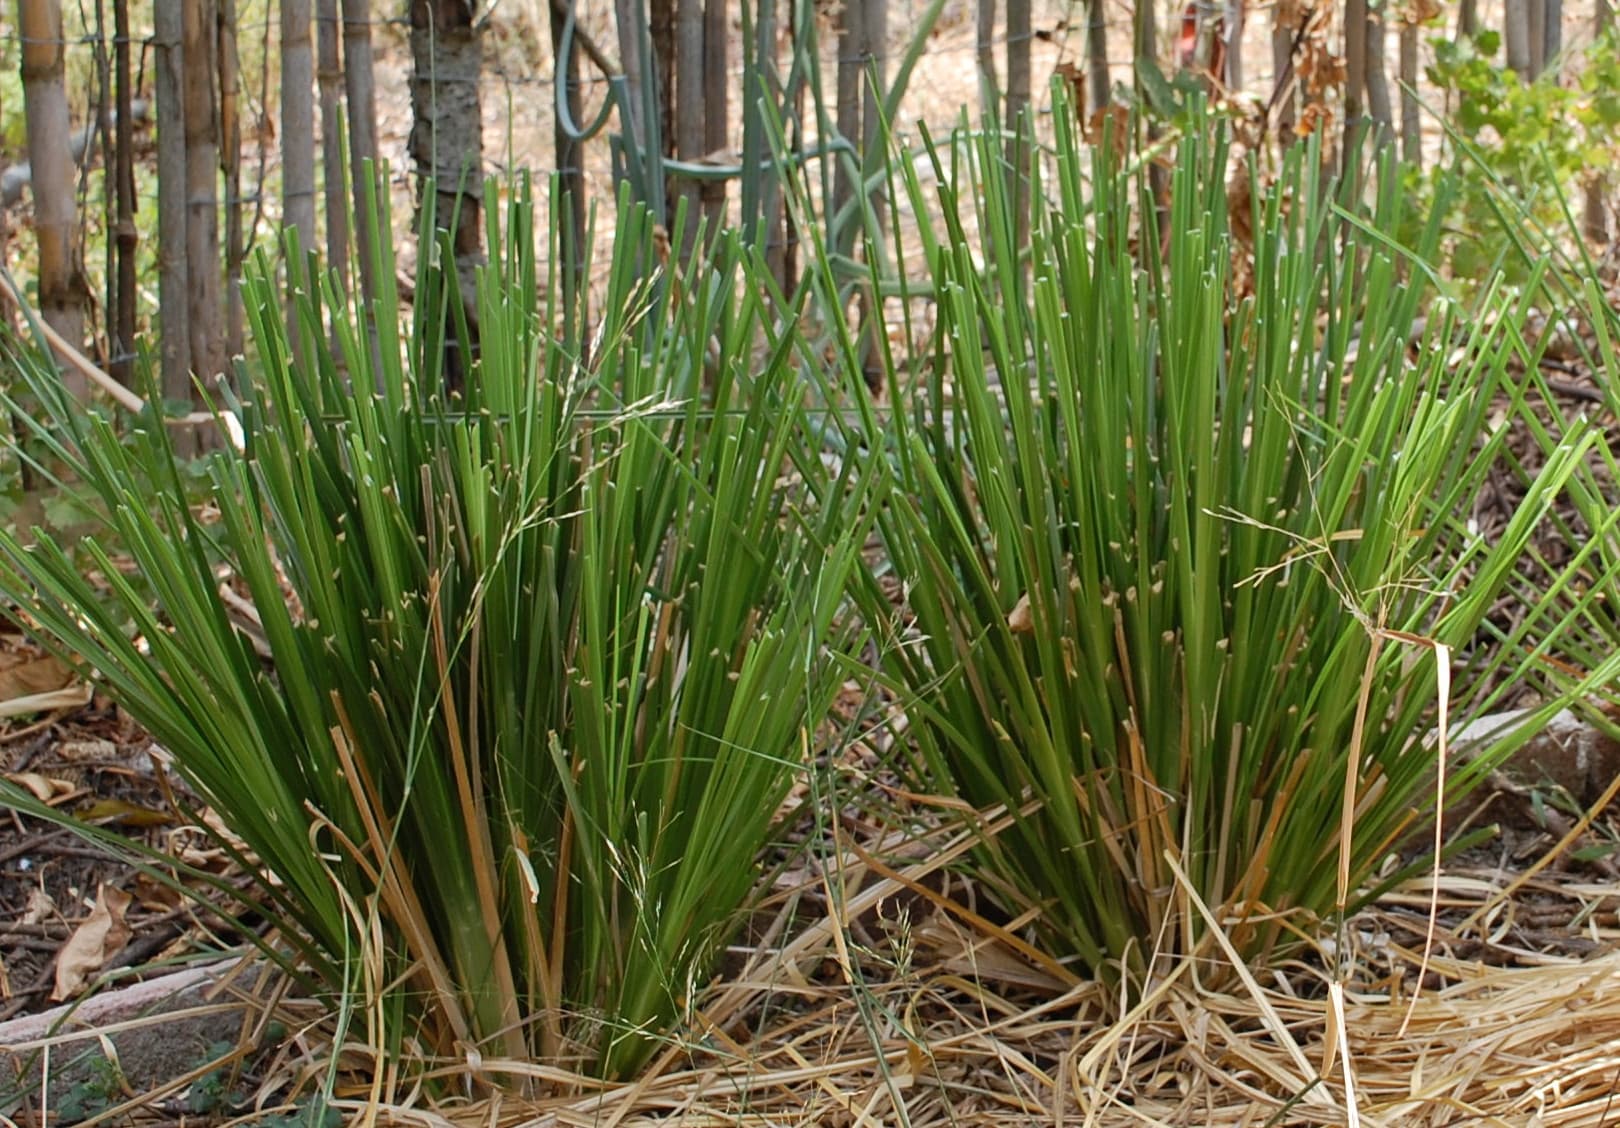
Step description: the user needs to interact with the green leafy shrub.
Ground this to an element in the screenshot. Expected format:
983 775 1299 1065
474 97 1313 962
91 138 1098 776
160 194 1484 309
0 179 864 1081
1422 27 1620 278
840 114 1620 986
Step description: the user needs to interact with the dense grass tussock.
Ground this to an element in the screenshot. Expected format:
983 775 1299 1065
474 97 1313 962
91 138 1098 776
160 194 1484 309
836 116 1620 985
3 103 1620 1096
0 182 867 1080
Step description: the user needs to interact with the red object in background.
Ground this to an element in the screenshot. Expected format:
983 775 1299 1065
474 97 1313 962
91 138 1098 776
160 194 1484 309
1177 2 1227 82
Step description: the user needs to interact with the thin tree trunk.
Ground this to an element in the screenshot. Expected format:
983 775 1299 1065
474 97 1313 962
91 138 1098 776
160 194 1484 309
977 0 998 118
859 0 887 391
183 0 223 397
650 0 675 203
861 0 885 174
1085 0 1108 119
701 0 726 240
1272 19 1295 143
1344 0 1368 151
154 0 190 407
1133 0 1156 96
112 0 135 387
1505 0 1533 76
833 0 862 253
220 0 243 358
1457 0 1479 38
1137 0 1169 212
612 0 656 213
781 0 805 289
1224 0 1244 91
675 0 703 251
1543 0 1562 72
341 0 379 312
1584 0 1612 242
1007 0 1030 123
744 0 787 289
19 0 90 392
409 0 484 386
317 0 347 291
281 0 315 257
1399 15 1420 166
1528 0 1547 74
1006 0 1030 257
1364 2 1392 143
548 0 585 319
94 0 113 372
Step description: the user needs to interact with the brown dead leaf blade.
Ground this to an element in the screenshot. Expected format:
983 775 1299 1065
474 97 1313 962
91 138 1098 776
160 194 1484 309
52 883 133 1000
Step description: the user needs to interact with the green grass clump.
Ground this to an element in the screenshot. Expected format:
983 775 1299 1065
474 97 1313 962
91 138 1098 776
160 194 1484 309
0 179 865 1081
837 112 1620 986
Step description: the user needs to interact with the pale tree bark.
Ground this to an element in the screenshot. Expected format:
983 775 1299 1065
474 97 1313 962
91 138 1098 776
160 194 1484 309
612 0 656 213
1505 0 1534 75
282 0 316 257
977 0 998 118
182 0 224 423
92 0 112 373
1527 0 1548 74
112 0 136 386
1224 0 1245 90
1584 0 1612 242
220 0 243 357
317 0 348 291
700 0 726 238
1399 14 1420 166
860 0 885 185
675 0 702 250
833 0 862 252
1364 2 1392 143
1543 0 1562 71
18 0 91 394
409 0 483 385
341 0 379 311
154 0 190 405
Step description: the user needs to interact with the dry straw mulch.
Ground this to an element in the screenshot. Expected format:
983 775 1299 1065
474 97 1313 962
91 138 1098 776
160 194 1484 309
302 828 1620 1128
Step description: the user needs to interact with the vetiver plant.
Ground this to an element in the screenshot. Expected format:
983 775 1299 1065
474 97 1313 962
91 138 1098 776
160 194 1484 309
832 109 1620 985
0 179 865 1081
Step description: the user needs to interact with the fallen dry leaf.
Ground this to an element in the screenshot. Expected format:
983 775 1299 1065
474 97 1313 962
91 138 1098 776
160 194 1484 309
52 884 133 1001
3 772 76 803
23 888 56 925
54 738 119 763
0 650 87 719
0 683 92 720
0 652 74 700
1008 593 1034 634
